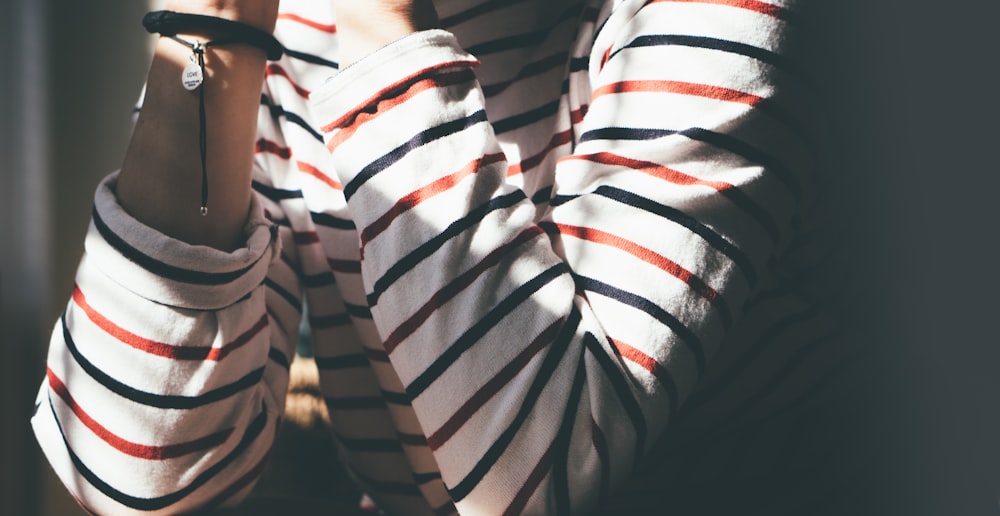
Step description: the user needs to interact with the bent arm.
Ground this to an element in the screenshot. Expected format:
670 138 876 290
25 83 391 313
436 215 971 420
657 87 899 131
30 3 302 514
117 1 278 251
314 0 813 513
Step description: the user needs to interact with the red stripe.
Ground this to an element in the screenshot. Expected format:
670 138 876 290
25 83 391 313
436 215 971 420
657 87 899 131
293 231 319 245
545 223 721 306
297 160 341 190
256 138 292 159
507 129 573 178
503 438 558 516
47 369 233 459
610 338 674 396
325 69 476 150
647 0 790 19
592 79 765 107
600 45 613 71
506 106 583 177
382 226 545 354
563 150 738 193
320 61 478 131
361 152 506 246
72 285 267 361
265 63 311 97
426 319 562 450
277 12 337 33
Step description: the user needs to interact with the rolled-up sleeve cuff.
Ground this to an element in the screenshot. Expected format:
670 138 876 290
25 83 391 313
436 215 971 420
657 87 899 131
85 172 279 310
309 29 477 132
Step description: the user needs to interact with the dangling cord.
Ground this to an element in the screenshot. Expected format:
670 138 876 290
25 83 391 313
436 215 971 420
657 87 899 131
193 41 209 216
142 11 284 217
167 36 233 216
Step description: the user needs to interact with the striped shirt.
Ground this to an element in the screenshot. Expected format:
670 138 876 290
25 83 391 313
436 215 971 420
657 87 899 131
33 0 847 514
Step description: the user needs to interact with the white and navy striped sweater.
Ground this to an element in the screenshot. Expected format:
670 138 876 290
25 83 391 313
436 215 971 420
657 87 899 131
33 0 844 514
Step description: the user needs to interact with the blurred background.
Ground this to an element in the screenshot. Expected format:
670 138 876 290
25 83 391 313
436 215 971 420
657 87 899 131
2 0 999 515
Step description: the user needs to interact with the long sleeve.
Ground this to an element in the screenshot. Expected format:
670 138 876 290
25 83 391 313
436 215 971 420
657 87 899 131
31 176 293 515
310 0 813 513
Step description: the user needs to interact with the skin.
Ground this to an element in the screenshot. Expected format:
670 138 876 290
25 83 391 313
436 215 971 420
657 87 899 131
116 0 437 251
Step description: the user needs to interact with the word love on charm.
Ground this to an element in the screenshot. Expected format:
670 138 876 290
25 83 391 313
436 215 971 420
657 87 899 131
182 61 204 91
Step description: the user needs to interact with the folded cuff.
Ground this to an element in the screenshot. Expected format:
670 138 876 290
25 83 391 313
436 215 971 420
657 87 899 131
309 29 477 132
85 172 279 310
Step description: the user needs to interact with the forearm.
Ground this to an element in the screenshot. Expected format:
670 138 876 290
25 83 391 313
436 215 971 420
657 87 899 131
117 1 278 251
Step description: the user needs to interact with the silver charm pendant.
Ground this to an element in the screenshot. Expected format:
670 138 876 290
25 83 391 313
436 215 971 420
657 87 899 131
182 61 203 91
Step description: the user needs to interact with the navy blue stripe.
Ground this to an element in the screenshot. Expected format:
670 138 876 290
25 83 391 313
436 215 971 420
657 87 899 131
314 354 369 370
92 206 263 287
613 35 801 78
531 185 553 205
552 348 588 515
552 185 758 289
579 126 801 204
61 313 263 409
264 278 300 309
343 110 489 201
680 306 821 416
492 99 560 134
268 347 290 370
447 305 582 502
597 185 758 287
302 272 335 288
260 94 323 142
283 47 338 69
465 30 547 56
569 56 588 73
575 275 706 375
413 471 442 484
345 302 372 319
367 190 528 307
482 52 569 98
583 333 650 466
405 263 570 398
607 33 818 154
50 394 268 511
252 180 303 201
311 211 357 230
381 389 412 406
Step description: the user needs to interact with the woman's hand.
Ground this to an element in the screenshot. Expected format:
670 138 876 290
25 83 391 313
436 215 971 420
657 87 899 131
331 0 438 67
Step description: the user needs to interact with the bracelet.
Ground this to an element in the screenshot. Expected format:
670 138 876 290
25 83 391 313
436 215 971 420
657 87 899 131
142 10 284 216
142 10 283 60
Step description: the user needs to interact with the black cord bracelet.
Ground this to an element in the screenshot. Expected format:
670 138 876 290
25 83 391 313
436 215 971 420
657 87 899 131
142 10 283 60
142 10 283 216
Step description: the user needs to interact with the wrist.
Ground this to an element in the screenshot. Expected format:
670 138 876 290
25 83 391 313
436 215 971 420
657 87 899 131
162 0 279 32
